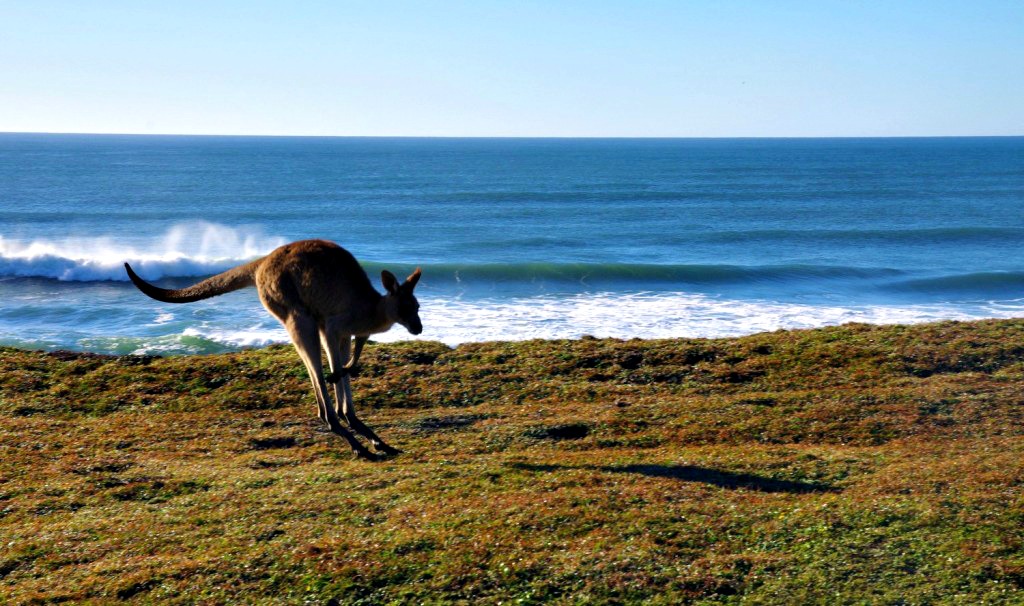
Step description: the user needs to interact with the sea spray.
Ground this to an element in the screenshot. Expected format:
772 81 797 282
0 222 285 281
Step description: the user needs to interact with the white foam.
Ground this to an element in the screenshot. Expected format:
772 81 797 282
153 312 175 325
417 292 1020 344
171 292 1024 350
0 222 286 281
181 326 286 350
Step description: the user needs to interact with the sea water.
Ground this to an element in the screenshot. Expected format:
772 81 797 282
1 134 1021 355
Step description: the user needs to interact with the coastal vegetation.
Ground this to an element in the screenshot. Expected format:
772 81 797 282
1 319 1023 603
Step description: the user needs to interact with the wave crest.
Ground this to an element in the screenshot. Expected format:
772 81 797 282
0 222 286 281
890 271 1024 295
358 262 903 286
3 227 1020 300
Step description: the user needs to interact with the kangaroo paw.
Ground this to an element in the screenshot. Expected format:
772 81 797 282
353 448 381 462
324 368 348 383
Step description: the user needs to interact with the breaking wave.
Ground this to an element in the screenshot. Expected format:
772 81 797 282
0 222 285 281
2 224 1021 302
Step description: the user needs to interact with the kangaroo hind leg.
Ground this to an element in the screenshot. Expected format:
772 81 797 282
322 329 400 456
284 313 377 460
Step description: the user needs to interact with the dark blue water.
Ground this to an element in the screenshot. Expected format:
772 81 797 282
1 134 1021 353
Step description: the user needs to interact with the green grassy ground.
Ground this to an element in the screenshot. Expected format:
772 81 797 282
2 319 1023 604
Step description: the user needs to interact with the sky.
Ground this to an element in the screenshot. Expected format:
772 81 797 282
1 1 1022 137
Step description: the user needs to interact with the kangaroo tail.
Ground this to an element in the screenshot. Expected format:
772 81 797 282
124 258 264 304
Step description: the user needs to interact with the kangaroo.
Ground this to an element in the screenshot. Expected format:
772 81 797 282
124 239 422 460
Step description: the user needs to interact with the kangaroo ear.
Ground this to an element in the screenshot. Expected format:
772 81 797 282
405 267 422 289
381 270 400 295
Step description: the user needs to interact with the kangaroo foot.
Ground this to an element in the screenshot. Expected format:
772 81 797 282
326 419 373 457
353 448 381 462
374 442 402 457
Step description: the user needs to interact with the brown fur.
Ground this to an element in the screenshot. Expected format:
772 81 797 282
125 239 422 460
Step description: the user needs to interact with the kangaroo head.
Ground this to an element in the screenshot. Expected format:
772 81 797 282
381 268 423 335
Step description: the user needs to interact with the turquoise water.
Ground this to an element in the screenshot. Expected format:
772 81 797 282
1 134 1022 354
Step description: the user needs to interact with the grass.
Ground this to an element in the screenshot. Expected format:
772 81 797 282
1 318 1023 604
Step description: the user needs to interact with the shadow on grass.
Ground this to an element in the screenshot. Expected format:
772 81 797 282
507 462 838 494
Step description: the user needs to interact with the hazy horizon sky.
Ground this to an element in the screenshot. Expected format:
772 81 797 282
2 1 1022 137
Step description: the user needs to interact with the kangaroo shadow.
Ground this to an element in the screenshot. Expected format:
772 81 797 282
508 462 838 494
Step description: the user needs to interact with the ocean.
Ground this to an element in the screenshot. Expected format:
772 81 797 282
1 134 1022 355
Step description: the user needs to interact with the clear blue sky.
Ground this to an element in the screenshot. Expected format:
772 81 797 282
2 1 1022 137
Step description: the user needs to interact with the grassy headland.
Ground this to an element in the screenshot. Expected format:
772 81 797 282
2 319 1023 604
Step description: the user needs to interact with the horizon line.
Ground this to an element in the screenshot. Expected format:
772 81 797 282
2 130 1023 140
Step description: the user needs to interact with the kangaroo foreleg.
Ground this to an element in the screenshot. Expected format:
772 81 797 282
325 335 368 383
347 335 368 370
